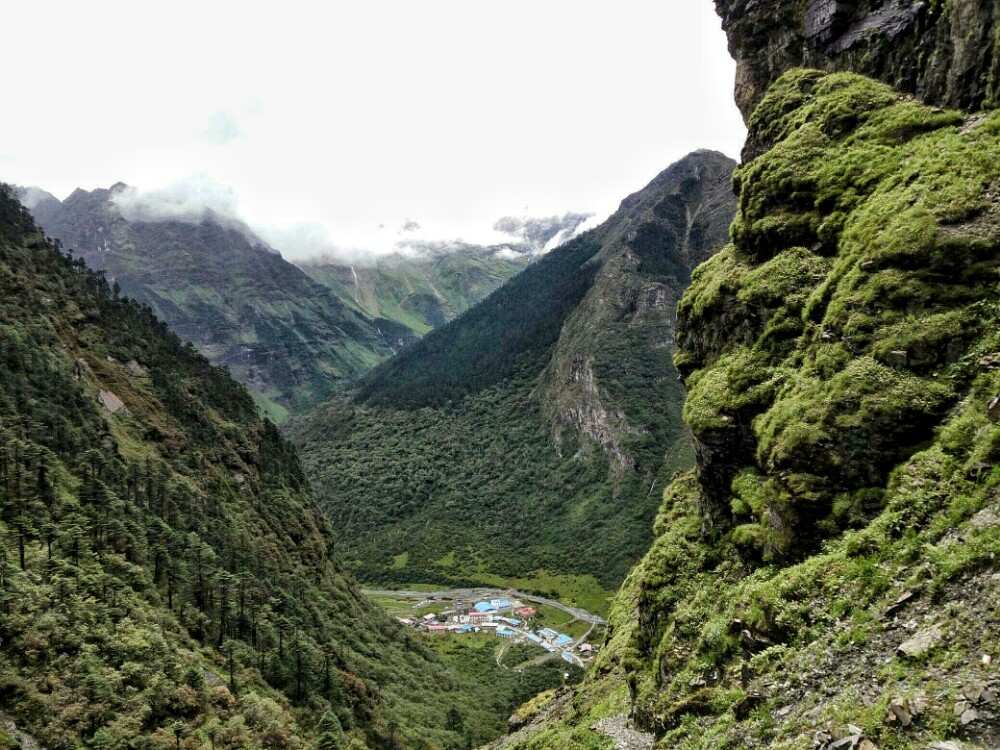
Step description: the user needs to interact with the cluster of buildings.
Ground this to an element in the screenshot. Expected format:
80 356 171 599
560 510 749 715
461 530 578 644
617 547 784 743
396 596 597 664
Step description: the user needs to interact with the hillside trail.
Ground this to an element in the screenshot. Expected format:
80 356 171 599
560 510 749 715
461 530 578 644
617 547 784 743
0 714 45 750
591 714 654 750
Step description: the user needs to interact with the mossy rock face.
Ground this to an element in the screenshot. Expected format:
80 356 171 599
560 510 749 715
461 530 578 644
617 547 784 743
676 69 1000 559
501 66 1000 750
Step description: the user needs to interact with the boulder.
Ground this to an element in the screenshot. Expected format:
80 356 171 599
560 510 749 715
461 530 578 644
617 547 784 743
896 624 944 658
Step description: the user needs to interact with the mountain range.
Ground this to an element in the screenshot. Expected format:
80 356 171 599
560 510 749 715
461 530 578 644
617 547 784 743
6 1 1000 747
18 187 551 421
297 244 531 336
17 184 413 421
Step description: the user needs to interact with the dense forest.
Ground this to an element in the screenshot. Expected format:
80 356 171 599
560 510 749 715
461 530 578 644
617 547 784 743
0 184 558 749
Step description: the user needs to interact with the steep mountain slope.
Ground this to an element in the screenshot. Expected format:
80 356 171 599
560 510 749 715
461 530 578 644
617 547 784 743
19 185 412 420
298 245 531 336
497 70 1000 750
290 151 737 601
0 185 534 749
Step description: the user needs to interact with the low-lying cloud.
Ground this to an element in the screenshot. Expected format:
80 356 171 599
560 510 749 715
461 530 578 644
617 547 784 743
110 176 272 250
111 176 244 225
493 212 594 252
95 176 596 264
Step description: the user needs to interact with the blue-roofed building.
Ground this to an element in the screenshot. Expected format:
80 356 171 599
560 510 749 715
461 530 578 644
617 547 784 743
490 598 512 609
526 633 543 644
496 627 516 638
555 634 573 647
561 652 575 664
539 628 559 640
473 601 497 613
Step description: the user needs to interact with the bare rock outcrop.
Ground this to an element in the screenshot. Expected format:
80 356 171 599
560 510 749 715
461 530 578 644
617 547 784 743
714 0 1000 127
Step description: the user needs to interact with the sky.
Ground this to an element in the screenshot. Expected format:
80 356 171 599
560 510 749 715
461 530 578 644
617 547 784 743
1 1 746 260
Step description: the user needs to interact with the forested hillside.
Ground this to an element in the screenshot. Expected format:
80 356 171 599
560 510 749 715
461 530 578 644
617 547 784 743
21 185 412 420
298 245 529 337
290 151 736 601
0 185 543 749
496 69 1000 750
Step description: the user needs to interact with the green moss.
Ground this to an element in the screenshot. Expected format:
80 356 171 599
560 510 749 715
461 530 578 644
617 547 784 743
525 69 1000 749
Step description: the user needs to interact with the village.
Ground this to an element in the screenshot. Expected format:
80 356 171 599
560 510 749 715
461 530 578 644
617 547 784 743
388 591 600 668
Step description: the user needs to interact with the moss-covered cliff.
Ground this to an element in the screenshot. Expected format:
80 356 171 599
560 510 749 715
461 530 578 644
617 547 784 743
496 70 1000 750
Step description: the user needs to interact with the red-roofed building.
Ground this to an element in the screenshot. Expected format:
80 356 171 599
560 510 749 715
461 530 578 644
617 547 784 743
516 607 537 617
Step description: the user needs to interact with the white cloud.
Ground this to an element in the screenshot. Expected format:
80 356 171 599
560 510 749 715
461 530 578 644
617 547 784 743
110 176 274 250
111 176 243 224
1 1 746 258
204 110 243 146
494 247 525 261
16 186 56 210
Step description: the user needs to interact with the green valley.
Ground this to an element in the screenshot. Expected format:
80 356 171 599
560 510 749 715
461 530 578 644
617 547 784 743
290 150 737 600
10 1 1000 748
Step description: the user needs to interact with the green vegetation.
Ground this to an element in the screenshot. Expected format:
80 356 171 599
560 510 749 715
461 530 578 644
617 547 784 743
293 379 656 592
423 635 582 741
299 249 530 337
355 234 604 408
509 70 1000 749
0 185 536 749
291 151 737 595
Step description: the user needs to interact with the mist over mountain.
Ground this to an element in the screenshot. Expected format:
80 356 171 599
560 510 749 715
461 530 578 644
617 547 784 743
292 215 597 335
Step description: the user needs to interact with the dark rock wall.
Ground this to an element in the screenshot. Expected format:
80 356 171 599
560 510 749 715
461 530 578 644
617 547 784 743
715 0 1000 124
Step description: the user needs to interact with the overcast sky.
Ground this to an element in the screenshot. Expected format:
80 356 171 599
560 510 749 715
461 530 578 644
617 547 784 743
2 0 745 259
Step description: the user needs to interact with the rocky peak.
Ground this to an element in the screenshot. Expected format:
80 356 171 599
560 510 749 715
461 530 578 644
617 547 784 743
540 150 737 469
714 0 1000 122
